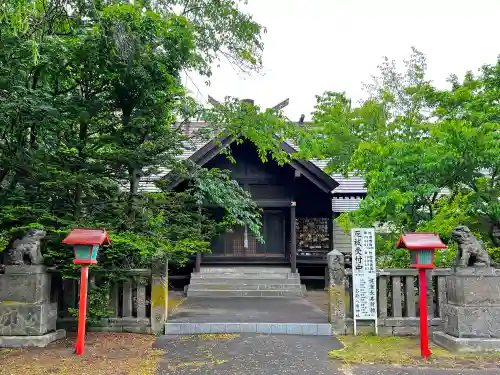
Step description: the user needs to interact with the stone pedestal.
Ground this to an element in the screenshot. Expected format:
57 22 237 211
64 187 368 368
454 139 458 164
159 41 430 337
0 265 65 347
433 267 500 352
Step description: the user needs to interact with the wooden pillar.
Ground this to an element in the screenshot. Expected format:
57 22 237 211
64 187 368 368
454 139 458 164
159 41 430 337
328 214 334 251
290 170 299 274
324 265 329 290
196 203 202 273
195 251 201 273
290 201 297 273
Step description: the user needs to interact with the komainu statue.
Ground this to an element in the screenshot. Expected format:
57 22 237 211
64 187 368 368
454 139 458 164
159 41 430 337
451 225 491 267
6 229 46 266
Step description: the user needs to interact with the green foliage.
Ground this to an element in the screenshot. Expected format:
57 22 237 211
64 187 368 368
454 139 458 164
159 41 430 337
489 248 500 267
191 168 263 241
68 282 113 325
310 48 499 268
150 0 266 75
0 0 300 322
416 193 476 238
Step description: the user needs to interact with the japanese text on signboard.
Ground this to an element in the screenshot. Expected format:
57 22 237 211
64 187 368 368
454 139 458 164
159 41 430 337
351 228 377 320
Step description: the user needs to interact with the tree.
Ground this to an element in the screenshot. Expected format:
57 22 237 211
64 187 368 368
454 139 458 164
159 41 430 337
150 0 266 75
429 66 500 247
0 0 300 274
308 48 500 267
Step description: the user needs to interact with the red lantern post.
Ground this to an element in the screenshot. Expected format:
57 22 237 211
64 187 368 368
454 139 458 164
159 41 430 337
62 229 110 356
396 232 447 360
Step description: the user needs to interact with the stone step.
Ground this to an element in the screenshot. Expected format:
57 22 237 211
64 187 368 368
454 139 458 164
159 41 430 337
187 267 306 298
188 284 305 291
164 322 333 336
191 273 300 280
189 278 302 285
198 267 293 274
186 289 304 297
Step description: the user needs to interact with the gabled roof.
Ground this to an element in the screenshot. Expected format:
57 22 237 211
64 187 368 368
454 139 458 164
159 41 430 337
167 133 339 194
62 228 111 246
138 122 367 197
396 232 447 250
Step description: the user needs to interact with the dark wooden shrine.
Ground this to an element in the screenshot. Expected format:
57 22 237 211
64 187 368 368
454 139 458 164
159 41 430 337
170 136 339 274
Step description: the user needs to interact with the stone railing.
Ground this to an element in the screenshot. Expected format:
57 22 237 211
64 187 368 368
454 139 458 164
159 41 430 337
343 268 451 335
49 266 167 334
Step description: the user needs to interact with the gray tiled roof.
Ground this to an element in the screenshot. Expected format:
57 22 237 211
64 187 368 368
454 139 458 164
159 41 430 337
332 196 364 212
138 122 210 192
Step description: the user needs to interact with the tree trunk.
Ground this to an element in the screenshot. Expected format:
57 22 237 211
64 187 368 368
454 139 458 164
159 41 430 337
127 167 141 225
0 169 8 190
74 185 83 220
74 118 88 220
5 172 20 196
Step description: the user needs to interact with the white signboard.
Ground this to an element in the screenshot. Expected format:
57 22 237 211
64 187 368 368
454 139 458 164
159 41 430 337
351 228 378 335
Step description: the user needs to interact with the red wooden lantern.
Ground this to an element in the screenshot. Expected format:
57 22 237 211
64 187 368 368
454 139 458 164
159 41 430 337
62 228 110 264
396 232 447 360
62 228 111 356
396 232 447 269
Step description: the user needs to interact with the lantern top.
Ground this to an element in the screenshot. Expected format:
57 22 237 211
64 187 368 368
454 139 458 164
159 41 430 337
396 232 447 250
62 228 111 246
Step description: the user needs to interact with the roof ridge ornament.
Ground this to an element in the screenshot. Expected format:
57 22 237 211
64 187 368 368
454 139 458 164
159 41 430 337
207 96 289 111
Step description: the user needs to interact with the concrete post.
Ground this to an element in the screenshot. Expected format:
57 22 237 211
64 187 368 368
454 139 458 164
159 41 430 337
327 249 347 335
150 261 168 335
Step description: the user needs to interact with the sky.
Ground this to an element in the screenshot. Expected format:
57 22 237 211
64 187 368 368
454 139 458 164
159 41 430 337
184 0 500 122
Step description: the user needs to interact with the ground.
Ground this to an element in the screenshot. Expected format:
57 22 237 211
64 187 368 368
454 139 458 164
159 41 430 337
0 332 161 375
305 289 330 312
168 292 185 314
155 333 341 374
331 335 500 369
168 295 327 323
154 334 500 375
2 291 500 374
0 292 186 375
2 332 500 374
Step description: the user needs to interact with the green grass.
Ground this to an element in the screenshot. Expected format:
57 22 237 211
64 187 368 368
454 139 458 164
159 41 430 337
329 335 500 369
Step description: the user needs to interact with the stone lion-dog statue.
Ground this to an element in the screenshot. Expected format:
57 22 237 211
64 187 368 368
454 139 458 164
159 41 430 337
451 225 491 267
6 228 46 266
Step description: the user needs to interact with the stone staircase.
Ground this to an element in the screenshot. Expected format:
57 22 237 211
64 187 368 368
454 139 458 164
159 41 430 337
186 266 305 297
